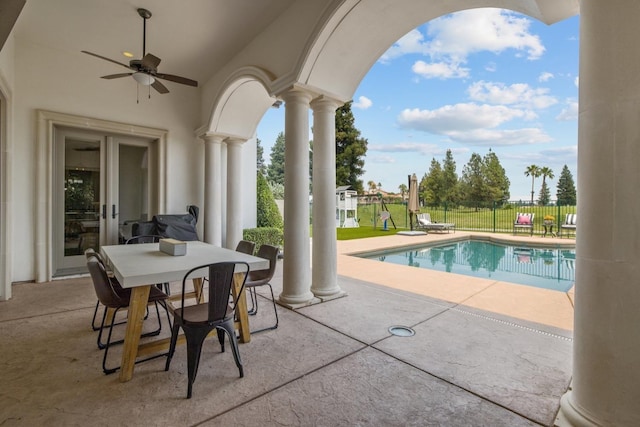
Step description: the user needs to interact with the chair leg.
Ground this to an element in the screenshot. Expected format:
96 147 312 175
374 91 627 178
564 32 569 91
165 321 181 371
217 328 225 353
250 283 279 334
91 300 102 331
247 287 258 315
182 326 212 399
218 320 243 378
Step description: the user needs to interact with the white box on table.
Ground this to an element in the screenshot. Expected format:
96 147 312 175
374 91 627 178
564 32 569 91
159 238 187 256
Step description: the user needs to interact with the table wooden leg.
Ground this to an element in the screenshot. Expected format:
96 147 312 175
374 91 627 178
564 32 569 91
232 272 250 343
119 285 151 382
192 277 204 303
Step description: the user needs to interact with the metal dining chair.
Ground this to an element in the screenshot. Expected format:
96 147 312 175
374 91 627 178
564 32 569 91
165 261 249 398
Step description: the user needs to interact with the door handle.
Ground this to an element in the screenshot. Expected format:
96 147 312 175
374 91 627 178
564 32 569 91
112 204 118 219
102 204 107 219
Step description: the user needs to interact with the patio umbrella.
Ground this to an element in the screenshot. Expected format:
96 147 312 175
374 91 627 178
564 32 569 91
408 173 419 230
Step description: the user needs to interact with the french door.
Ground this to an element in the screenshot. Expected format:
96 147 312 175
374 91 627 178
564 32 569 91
53 127 155 276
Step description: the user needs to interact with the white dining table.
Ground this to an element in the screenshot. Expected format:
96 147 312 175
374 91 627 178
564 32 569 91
101 241 269 382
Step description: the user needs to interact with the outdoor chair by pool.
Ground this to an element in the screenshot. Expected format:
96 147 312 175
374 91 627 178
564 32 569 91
560 213 577 238
514 212 534 236
165 261 249 398
416 213 455 233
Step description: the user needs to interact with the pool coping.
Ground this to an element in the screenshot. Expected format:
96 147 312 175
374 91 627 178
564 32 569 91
336 231 575 332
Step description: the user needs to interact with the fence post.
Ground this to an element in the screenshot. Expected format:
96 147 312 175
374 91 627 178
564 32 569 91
373 202 376 229
493 201 497 233
557 203 561 229
444 202 448 222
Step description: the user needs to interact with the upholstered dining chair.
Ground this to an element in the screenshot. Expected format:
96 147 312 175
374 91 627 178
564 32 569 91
165 261 249 398
235 239 256 256
244 244 280 333
87 257 172 374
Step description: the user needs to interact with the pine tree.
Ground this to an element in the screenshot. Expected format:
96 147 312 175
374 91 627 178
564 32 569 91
266 132 285 185
556 164 577 206
482 149 510 204
538 181 551 206
256 172 283 229
335 101 368 193
460 153 485 209
422 158 443 206
441 149 459 206
256 138 266 176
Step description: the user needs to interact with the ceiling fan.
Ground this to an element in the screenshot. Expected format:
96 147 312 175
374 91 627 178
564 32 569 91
81 8 198 96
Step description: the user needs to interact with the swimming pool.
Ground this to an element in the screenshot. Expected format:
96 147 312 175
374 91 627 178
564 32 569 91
358 239 576 292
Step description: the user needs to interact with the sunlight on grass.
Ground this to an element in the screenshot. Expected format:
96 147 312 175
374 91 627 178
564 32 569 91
337 225 402 240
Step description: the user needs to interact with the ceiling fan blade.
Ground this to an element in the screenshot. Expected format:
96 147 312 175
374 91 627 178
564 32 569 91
151 80 169 94
81 50 133 70
142 53 161 70
155 73 198 87
101 73 133 80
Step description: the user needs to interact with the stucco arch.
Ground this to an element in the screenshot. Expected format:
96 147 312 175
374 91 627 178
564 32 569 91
205 66 278 140
296 0 579 101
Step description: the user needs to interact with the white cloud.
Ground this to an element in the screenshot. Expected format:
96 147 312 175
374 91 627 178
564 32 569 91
467 81 558 109
367 155 396 164
447 128 552 146
353 95 373 109
379 29 425 62
381 9 545 82
485 62 497 72
539 72 554 82
556 100 578 121
574 76 579 88
425 9 545 60
412 60 469 79
397 103 529 134
369 142 440 155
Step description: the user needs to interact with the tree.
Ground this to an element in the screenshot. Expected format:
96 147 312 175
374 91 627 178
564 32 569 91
398 183 408 200
266 132 285 185
421 158 443 206
524 165 541 205
367 180 377 193
460 153 485 209
556 164 577 206
482 149 510 204
256 137 266 176
256 172 283 229
335 101 368 193
538 166 554 205
538 181 551 206
441 149 459 206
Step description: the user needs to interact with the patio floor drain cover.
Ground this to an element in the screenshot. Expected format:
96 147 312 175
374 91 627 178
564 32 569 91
388 325 415 337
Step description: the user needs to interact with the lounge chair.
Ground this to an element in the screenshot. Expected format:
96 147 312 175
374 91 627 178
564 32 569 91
416 213 455 233
560 213 577 238
513 212 534 236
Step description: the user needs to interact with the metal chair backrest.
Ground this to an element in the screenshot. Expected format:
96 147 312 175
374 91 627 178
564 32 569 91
126 235 163 244
180 261 250 323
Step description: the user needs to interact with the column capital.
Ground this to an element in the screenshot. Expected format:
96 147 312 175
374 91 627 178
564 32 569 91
198 132 225 144
279 86 314 105
310 95 343 111
225 137 247 146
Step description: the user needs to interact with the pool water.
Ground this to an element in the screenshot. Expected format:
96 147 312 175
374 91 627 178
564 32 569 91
360 240 576 292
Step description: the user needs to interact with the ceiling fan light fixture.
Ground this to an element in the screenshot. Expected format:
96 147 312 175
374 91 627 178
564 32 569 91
132 72 155 86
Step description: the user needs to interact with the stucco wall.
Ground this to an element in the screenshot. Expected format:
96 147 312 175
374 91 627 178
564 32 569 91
7 38 259 282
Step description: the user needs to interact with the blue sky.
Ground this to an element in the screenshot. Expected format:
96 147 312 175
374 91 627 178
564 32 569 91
257 9 579 201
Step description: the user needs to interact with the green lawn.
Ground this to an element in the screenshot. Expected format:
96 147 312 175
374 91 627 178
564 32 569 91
333 202 577 240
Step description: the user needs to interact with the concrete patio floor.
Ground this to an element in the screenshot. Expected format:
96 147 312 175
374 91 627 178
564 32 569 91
0 232 574 426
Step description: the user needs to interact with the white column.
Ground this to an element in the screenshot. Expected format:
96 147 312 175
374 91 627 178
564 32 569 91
201 133 223 246
310 96 344 299
279 88 315 306
226 138 244 250
557 1 640 426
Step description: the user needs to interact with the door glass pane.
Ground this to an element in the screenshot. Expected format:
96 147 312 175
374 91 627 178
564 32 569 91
118 145 149 242
64 140 100 256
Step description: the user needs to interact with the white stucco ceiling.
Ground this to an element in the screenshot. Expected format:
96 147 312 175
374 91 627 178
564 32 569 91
13 0 296 87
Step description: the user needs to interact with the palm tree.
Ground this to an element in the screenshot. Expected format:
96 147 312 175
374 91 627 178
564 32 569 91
524 165 541 205
367 180 377 193
398 183 408 200
539 166 554 188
